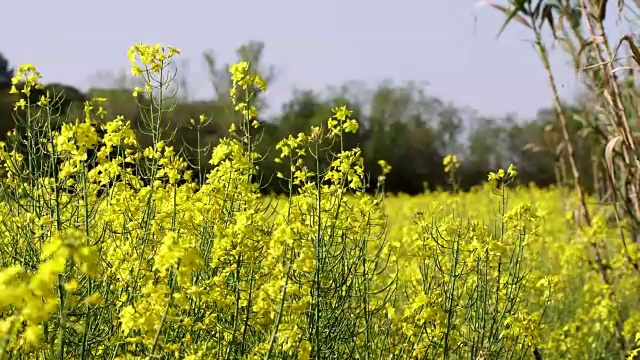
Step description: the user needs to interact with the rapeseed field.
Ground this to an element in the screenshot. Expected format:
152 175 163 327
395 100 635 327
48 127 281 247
0 43 638 359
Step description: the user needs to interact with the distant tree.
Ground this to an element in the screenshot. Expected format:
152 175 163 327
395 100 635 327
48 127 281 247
202 40 276 129
0 53 14 91
434 103 466 156
360 82 447 193
277 90 328 136
505 119 556 187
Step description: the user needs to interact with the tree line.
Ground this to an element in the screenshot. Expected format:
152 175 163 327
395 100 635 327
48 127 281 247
0 41 599 195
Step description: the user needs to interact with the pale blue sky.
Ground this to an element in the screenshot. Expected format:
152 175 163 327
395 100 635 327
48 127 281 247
2 0 629 119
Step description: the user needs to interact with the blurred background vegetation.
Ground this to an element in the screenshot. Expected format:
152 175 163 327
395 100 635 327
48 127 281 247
0 40 591 195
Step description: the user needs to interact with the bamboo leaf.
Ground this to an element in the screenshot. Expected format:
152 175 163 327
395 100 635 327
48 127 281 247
540 4 557 39
479 0 533 38
605 135 623 180
532 0 545 20
598 0 608 21
614 35 640 67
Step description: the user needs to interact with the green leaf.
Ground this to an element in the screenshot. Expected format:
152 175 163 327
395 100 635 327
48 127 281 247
480 0 533 38
614 35 640 66
540 4 557 39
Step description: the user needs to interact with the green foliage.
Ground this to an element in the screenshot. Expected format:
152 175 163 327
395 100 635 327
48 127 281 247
0 41 605 196
0 53 13 91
